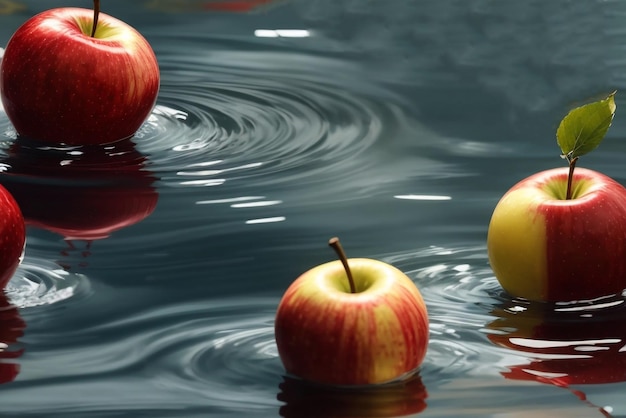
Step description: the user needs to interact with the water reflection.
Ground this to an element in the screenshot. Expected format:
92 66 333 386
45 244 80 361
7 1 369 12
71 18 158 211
0 1 25 15
487 297 626 416
0 138 158 268
277 374 428 418
0 290 24 385
145 0 281 13
488 297 626 386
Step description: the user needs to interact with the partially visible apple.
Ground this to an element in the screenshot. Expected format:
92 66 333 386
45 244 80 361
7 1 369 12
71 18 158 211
274 238 429 386
0 4 159 145
487 167 626 302
0 184 24 289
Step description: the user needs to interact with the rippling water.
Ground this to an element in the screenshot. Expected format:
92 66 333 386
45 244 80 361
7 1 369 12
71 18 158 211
2 1 626 417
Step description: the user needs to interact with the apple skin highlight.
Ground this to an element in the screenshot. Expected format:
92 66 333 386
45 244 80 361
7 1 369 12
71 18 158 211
487 167 626 302
0 8 160 145
275 258 429 386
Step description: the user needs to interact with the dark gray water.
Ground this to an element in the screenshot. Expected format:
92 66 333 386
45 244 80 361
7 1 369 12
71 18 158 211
1 1 626 417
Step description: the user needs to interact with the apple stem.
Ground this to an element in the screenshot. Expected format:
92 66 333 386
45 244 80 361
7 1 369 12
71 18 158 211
90 0 100 38
565 156 579 200
328 237 356 294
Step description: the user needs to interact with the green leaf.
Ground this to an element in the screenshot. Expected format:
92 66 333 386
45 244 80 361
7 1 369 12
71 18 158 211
556 91 617 162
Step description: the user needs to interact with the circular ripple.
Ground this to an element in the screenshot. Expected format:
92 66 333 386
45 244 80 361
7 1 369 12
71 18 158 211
132 36 412 191
5 244 621 417
2 298 283 415
3 37 404 192
378 244 508 380
381 243 626 399
6 254 91 309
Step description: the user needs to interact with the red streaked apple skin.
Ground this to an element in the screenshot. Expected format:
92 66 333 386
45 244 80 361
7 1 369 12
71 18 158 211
0 184 25 289
274 258 429 386
487 167 626 302
0 8 160 145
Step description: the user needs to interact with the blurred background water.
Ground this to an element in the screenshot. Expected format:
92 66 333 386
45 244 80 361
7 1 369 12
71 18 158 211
1 1 626 417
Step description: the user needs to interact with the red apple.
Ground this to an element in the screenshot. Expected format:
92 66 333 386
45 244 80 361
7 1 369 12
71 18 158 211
0 138 158 241
0 184 24 289
0 291 25 385
278 373 428 417
487 167 626 302
0 7 160 145
275 239 429 386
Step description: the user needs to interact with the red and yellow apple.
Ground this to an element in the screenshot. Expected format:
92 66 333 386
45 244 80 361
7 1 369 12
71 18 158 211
0 6 159 145
274 247 429 386
487 167 626 302
0 184 24 289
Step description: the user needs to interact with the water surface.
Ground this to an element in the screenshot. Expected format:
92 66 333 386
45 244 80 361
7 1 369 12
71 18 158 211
1 1 626 417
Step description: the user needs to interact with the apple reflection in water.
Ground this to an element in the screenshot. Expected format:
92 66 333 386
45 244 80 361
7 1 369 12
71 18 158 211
0 1 26 15
487 298 626 388
144 0 281 13
0 138 158 268
0 291 25 385
277 373 428 418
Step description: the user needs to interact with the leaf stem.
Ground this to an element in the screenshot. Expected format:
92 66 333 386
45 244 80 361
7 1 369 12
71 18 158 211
328 237 356 294
566 156 579 200
90 0 100 38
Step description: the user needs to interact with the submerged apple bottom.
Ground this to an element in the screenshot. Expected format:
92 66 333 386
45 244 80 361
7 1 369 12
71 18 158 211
275 259 429 386
487 167 626 302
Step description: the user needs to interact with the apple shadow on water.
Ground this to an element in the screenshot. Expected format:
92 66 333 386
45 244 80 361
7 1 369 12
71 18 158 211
0 137 159 270
277 373 428 418
487 296 626 417
0 290 25 386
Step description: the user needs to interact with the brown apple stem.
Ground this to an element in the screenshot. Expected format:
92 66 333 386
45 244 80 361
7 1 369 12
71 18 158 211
90 0 100 38
328 237 356 294
565 156 579 200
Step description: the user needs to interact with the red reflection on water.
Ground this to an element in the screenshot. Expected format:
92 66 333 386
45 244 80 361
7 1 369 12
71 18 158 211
145 0 282 13
0 291 25 385
0 138 158 241
202 0 276 12
488 299 626 417
0 138 159 269
277 373 428 418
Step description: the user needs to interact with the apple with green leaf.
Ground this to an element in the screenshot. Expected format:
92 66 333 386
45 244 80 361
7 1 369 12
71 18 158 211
487 92 626 302
0 0 160 145
274 238 429 386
